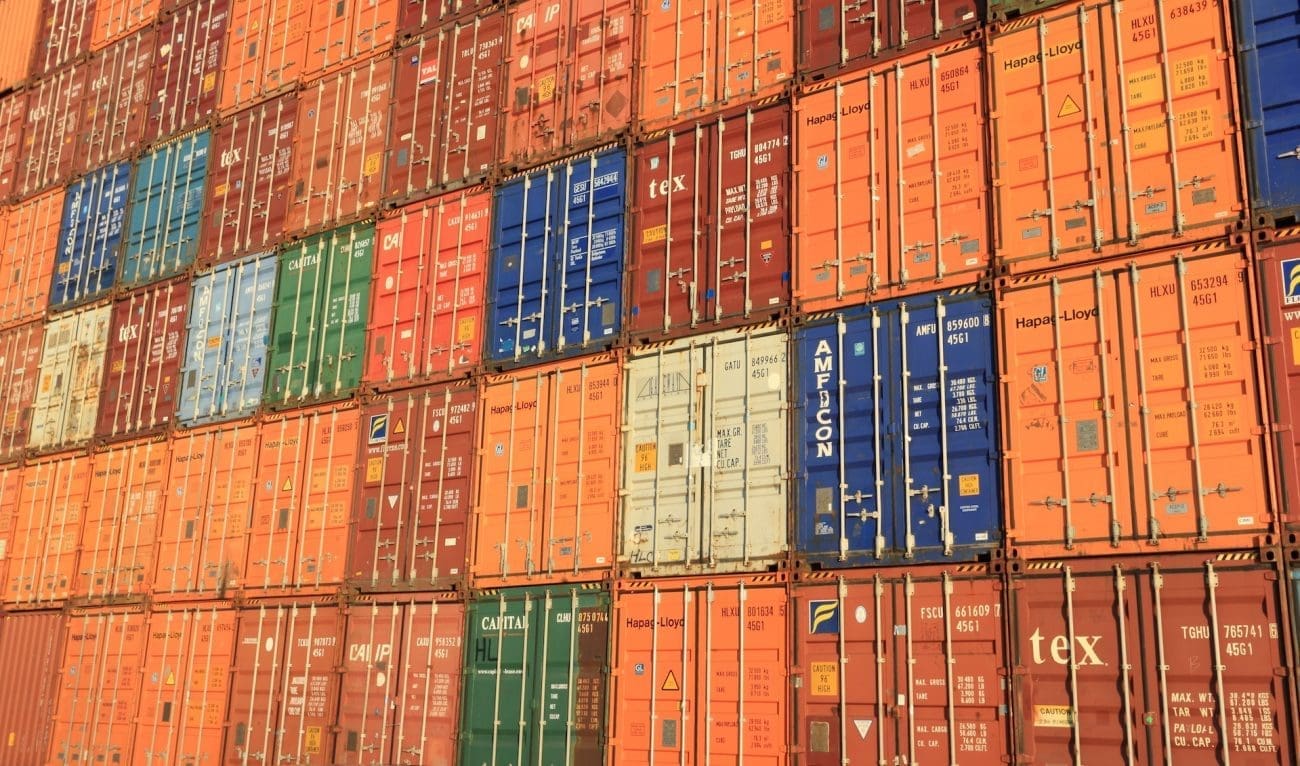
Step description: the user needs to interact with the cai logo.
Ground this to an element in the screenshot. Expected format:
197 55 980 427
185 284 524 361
368 414 388 444
1283 259 1300 306
809 600 840 634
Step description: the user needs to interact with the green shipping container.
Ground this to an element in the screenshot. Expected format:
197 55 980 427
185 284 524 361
460 585 610 766
267 221 374 407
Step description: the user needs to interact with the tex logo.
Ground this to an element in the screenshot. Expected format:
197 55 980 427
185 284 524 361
1283 259 1300 306
368 414 388 444
809 600 840 634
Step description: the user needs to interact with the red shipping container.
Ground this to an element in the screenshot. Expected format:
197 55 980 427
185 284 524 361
97 280 189 441
288 55 391 236
0 189 64 327
0 0 42 92
32 0 96 78
218 0 311 112
367 190 488 387
154 422 258 601
146 0 230 143
0 322 44 460
0 92 26 200
500 0 635 169
385 12 505 201
1257 230 1300 529
398 0 496 39
302 0 398 79
20 64 87 197
5 455 90 608
350 383 476 591
0 611 65 766
133 605 238 765
224 601 345 766
337 598 465 764
247 404 359 593
201 92 298 265
91 0 161 50
629 101 790 339
75 27 156 174
47 607 147 766
798 0 982 80
1007 551 1298 764
793 565 1009 765
76 438 169 602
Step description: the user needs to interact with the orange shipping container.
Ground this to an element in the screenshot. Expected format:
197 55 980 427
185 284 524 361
91 0 161 50
0 467 19 593
0 92 26 200
0 611 65 766
998 238 1276 558
76 439 169 602
472 353 621 587
500 0 635 169
0 0 41 91
247 404 359 593
0 322 45 460
301 0 398 80
154 422 258 601
610 575 789 764
636 0 794 133
5 455 90 608
793 42 990 311
987 0 1246 274
218 0 312 112
0 189 64 327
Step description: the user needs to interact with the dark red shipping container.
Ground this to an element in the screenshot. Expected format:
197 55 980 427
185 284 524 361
31 0 95 78
1007 551 1298 764
629 101 791 340
75 26 155 175
0 92 25 201
97 280 189 441
201 92 298 265
337 598 465 764
20 64 86 197
1257 229 1300 529
0 322 43 461
0 611 65 766
349 383 476 591
147 0 230 143
398 0 495 39
384 11 505 202
798 0 983 80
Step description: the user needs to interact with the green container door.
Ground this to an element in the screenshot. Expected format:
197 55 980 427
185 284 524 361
460 585 610 766
268 222 374 407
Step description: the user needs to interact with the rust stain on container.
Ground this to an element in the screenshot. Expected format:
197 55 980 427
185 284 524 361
147 0 230 142
97 280 189 441
5 455 90 607
0 189 63 327
0 611 65 766
0 322 45 460
77 438 170 602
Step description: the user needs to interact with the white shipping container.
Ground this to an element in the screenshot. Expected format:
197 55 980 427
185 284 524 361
621 326 789 575
29 305 112 450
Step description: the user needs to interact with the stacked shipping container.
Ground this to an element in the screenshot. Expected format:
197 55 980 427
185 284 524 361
0 0 1296 763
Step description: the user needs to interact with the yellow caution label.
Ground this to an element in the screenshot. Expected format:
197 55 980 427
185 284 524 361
1057 95 1081 118
661 670 680 692
202 72 216 93
165 671 176 686
635 443 657 473
1127 67 1162 106
1177 107 1215 146
394 418 406 435
457 317 476 343
281 478 293 492
810 661 838 697
1034 705 1074 728
305 726 321 754
538 74 557 103
959 474 980 496
206 335 222 349
1290 328 1300 366
364 153 381 177
642 224 667 245
8 731 15 746
760 239 773 250
366 457 383 483
111 360 124 373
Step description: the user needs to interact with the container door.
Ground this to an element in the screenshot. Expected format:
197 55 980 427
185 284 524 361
49 611 147 766
98 280 190 438
637 0 709 129
0 189 63 326
30 307 112 450
51 163 131 308
219 0 309 110
0 322 45 458
490 169 560 361
80 440 168 600
76 29 155 175
721 0 793 105
396 601 466 765
502 0 569 165
121 132 211 286
384 30 446 200
147 0 229 142
7 457 89 606
0 612 64 766
440 14 504 186
269 236 329 405
568 0 634 149
338 603 405 764
1235 0 1300 222
316 224 373 399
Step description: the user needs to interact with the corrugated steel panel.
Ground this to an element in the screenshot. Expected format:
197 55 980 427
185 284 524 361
0 322 44 460
268 222 373 408
122 131 211 288
92 0 161 50
1235 0 1300 226
0 0 42 91
77 439 169 601
51 162 132 310
20 66 86 197
0 611 65 766
302 0 398 79
621 326 789 576
32 0 96 78
5 456 90 607
0 92 26 201
0 467 17 593
398 0 494 40
29 305 112 451
0 189 64 327
75 27 156 175
147 0 229 143
218 0 311 112
178 251 276 425
488 148 626 365
1258 233 1300 528
798 0 983 78
794 291 1001 567
98 280 189 439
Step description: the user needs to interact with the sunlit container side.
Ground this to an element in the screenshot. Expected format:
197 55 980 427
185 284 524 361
19 66 86 198
147 0 229 144
120 132 210 288
200 93 297 265
793 564 1008 765
350 383 476 591
794 291 1000 567
609 574 789 764
488 148 626 366
798 0 982 79
998 238 1276 559
636 0 794 133
0 0 42 91
0 189 63 327
367 190 488 388
1007 550 1298 764
287 56 391 237
224 601 345 765
1254 229 1300 529
621 326 788 576
338 597 465 764
29 305 112 451
97 280 189 440
91 0 161 50
153 421 258 601
4 455 89 607
31 0 96 78
500 0 634 170
459 585 610 765
267 222 373 408
398 0 494 39
0 92 26 200
75 27 156 175
218 0 311 113
384 11 505 202
47 607 147 766
0 611 65 766
629 101 790 340
473 354 621 587
51 162 132 310
76 438 169 602
793 43 990 312
0 322 45 460
0 468 20 604
987 0 1246 275
246 404 359 594
1234 0 1300 226
302 0 398 80
133 604 237 765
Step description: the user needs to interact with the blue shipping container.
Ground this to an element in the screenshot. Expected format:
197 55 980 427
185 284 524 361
1235 0 1300 225
488 148 625 364
177 250 277 424
793 290 1001 566
120 131 211 287
51 162 132 309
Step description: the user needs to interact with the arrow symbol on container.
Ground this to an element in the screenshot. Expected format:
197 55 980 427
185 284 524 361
853 720 872 740
387 495 399 509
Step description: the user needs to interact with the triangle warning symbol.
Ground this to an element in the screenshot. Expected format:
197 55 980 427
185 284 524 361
281 478 293 492
165 671 176 686
1058 95 1081 118
853 719 872 739
661 670 680 692
394 418 406 435
387 494 399 509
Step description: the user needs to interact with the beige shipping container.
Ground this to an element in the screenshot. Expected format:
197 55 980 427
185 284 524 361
621 325 789 576
29 304 112 451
